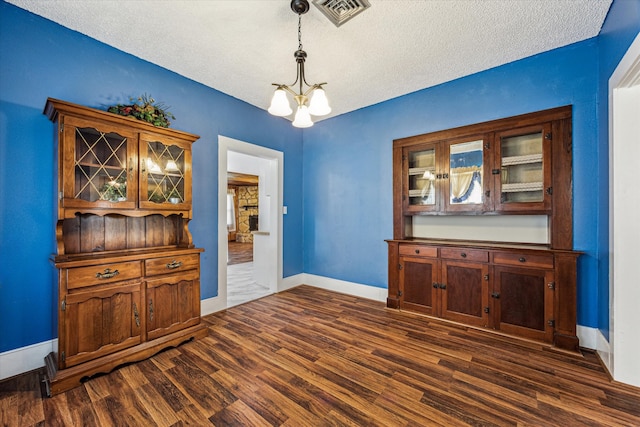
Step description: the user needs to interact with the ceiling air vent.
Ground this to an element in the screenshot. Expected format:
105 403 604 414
312 0 371 27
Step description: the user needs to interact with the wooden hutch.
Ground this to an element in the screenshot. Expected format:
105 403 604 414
387 106 581 352
43 98 208 396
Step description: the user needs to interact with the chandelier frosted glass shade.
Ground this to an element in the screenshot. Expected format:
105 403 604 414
292 105 313 128
268 88 293 117
308 87 331 116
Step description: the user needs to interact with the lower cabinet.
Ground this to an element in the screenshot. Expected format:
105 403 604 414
493 265 555 343
146 271 201 341
62 282 143 368
46 248 207 396
390 240 579 351
399 255 489 327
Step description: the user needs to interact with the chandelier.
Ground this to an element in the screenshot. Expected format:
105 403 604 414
268 0 331 128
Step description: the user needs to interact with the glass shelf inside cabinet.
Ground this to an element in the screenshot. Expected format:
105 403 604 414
500 132 543 203
74 127 128 202
146 141 185 204
408 148 436 206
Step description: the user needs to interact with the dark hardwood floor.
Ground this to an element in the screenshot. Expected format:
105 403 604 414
2 285 639 426
228 241 253 265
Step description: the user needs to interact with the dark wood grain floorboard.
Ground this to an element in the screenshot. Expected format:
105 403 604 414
2 285 639 426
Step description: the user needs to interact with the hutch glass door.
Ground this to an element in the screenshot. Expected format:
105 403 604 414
140 138 187 207
405 145 438 211
63 116 136 209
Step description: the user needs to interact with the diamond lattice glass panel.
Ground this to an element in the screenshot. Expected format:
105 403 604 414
146 141 185 204
74 127 128 202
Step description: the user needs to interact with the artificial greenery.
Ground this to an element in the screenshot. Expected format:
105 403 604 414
100 175 127 202
107 94 175 128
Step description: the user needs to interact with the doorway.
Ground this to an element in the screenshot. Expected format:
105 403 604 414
217 136 283 308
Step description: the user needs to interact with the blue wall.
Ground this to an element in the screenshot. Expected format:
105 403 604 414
0 2 304 353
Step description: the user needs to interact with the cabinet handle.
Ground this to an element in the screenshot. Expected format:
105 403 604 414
166 260 182 269
96 268 119 279
518 257 526 263
149 299 154 321
414 249 420 254
433 282 439 289
442 173 449 179
133 303 140 328
460 252 467 258
439 283 447 290
491 292 500 299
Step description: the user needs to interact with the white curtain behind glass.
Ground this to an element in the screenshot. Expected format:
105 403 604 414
227 189 236 232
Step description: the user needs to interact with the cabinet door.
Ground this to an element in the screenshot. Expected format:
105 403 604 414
61 116 137 209
61 282 142 369
399 256 438 315
443 136 492 212
493 124 552 213
492 266 554 343
403 143 441 213
139 134 192 210
440 260 489 327
146 271 201 340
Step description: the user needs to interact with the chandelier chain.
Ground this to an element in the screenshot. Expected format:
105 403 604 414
298 15 303 51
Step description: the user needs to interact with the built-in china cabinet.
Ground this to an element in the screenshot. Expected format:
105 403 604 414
43 98 207 396
388 106 581 351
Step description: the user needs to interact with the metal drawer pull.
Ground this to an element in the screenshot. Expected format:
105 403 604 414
96 268 119 279
519 257 526 263
166 260 182 269
414 249 420 254
460 252 467 258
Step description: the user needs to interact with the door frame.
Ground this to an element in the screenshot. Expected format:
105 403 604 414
217 135 283 307
607 32 640 387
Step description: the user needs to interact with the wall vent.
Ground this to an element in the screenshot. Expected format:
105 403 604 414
312 0 371 27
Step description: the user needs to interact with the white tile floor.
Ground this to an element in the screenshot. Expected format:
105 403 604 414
227 262 271 307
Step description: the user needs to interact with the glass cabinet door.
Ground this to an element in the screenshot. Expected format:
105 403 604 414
495 124 551 212
140 137 190 208
405 145 438 211
62 116 136 209
445 138 488 212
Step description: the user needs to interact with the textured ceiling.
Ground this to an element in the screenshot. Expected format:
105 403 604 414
7 0 612 122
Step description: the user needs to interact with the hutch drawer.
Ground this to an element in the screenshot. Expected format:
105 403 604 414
399 244 438 258
440 247 488 262
492 252 554 269
145 254 200 276
66 260 142 289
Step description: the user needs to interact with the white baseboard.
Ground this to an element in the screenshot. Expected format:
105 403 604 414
0 339 54 380
1 275 602 381
596 328 612 374
576 325 598 350
201 295 226 316
298 273 388 302
280 273 306 292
